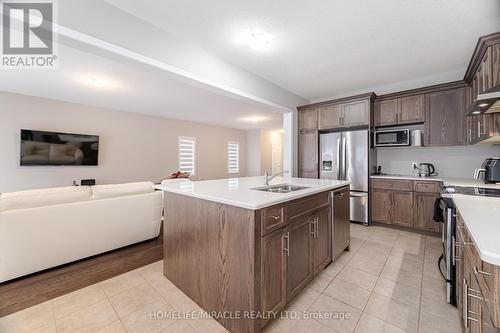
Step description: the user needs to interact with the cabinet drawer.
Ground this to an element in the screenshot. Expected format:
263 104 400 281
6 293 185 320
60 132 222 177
288 192 329 221
261 204 286 236
371 179 413 191
413 181 441 193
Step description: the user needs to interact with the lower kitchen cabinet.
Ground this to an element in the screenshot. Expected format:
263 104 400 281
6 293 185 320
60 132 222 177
370 179 441 233
414 192 440 232
391 191 414 228
286 216 314 300
260 228 287 327
313 207 332 275
371 189 392 224
456 214 500 333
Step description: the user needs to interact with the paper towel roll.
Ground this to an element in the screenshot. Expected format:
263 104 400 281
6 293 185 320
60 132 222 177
411 130 422 146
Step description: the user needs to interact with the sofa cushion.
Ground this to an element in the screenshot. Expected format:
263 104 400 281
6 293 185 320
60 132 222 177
0 186 91 211
91 182 154 200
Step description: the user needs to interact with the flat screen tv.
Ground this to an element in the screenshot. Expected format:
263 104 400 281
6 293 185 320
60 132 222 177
20 129 99 166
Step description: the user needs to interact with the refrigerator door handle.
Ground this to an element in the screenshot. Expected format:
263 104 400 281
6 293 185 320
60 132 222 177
342 137 347 180
336 138 341 179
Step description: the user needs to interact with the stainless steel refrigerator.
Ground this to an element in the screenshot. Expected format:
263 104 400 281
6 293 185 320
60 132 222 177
320 130 369 224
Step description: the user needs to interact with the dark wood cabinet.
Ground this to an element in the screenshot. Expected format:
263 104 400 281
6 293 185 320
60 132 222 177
332 187 350 260
298 130 318 178
318 104 342 129
298 109 318 131
374 99 398 126
370 189 392 224
342 100 369 127
425 87 465 146
260 228 287 327
370 179 444 234
374 95 424 126
391 191 414 228
312 207 332 275
286 216 314 301
414 192 440 232
399 95 425 124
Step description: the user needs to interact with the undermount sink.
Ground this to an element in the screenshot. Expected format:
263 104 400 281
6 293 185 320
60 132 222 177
252 184 309 193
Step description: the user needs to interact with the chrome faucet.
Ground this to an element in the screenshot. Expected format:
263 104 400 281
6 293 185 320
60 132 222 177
264 170 289 186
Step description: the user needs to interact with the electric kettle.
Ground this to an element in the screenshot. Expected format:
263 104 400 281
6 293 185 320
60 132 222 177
418 163 437 177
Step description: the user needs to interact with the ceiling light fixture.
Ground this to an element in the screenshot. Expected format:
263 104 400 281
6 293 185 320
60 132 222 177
89 77 108 88
479 103 489 107
472 110 481 114
241 115 268 123
245 31 272 51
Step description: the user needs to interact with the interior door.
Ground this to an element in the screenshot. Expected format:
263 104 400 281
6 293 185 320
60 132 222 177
320 132 341 180
343 130 368 192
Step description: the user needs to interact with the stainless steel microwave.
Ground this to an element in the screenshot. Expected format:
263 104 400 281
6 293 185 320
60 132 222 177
374 129 410 147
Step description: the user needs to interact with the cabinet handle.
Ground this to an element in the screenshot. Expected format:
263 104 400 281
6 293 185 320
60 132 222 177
310 219 316 236
452 236 461 264
270 215 281 220
283 232 290 256
315 217 319 238
463 279 468 328
474 266 492 276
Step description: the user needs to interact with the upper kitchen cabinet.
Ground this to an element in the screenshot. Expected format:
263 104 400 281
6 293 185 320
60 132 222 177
425 87 466 146
374 94 424 126
318 104 342 129
373 99 398 126
464 32 500 144
298 108 318 131
318 100 370 129
342 100 370 127
298 130 318 178
399 95 425 124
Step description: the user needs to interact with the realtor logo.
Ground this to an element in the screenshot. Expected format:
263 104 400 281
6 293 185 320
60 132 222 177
1 0 57 68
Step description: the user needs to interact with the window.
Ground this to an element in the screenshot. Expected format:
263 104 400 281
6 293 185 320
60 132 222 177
178 136 196 175
227 141 240 174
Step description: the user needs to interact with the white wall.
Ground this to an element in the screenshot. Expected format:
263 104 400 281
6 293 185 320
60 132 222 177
246 130 261 177
376 145 500 178
0 92 247 192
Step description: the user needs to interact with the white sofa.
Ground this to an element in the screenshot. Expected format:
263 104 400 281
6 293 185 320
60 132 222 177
0 182 163 282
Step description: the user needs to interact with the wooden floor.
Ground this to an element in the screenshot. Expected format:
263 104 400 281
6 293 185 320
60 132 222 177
0 232 163 318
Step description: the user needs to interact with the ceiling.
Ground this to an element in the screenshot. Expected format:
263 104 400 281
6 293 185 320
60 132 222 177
0 44 285 130
105 0 500 101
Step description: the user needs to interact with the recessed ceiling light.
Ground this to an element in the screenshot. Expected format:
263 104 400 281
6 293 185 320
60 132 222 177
472 110 481 114
479 103 489 107
89 77 108 88
241 115 268 122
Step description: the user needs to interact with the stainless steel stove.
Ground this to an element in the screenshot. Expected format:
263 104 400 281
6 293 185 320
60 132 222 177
442 186 500 197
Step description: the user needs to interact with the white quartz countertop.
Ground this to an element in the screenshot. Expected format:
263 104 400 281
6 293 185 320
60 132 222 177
154 176 350 210
446 193 500 265
371 174 500 188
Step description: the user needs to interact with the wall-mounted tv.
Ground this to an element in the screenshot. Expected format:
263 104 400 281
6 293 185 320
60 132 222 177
20 129 99 166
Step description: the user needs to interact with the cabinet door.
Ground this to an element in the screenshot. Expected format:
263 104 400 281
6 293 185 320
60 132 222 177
318 104 342 129
260 228 287 328
492 44 500 88
414 193 440 232
342 100 369 127
392 191 413 228
332 188 350 260
298 109 318 131
370 189 392 224
398 95 424 124
313 207 332 274
426 88 465 146
287 217 314 301
298 130 318 174
374 99 398 126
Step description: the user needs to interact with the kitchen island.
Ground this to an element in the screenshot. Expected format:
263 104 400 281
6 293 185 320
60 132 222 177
155 176 350 333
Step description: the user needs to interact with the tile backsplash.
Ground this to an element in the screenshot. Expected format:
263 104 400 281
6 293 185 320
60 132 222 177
376 144 500 178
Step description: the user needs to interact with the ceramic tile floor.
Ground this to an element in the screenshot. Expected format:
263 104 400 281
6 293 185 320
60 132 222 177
0 224 461 333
